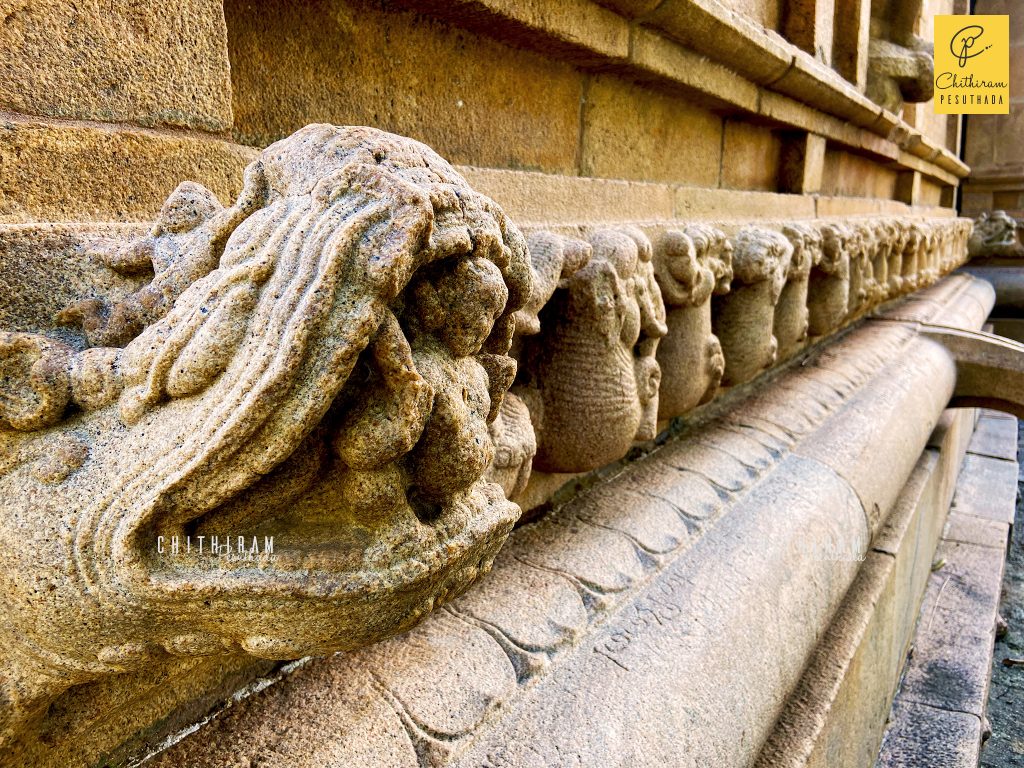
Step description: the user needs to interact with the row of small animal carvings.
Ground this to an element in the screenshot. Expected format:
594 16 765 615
0 125 970 740
486 214 972 500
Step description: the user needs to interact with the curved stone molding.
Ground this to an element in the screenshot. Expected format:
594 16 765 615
968 210 1024 259
713 227 793 386
653 225 732 420
921 324 1024 419
0 124 531 739
520 227 667 473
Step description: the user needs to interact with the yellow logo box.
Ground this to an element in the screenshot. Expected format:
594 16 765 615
934 15 1009 114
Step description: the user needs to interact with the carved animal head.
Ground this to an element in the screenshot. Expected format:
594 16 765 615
781 223 822 280
730 227 793 303
969 210 1024 258
0 125 532 735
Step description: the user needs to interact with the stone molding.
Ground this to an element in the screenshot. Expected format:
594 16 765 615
143 274 995 767
0 124 973 751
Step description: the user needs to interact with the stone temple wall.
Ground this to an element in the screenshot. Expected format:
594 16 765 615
0 2 1011 767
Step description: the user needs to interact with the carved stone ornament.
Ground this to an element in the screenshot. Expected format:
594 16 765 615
653 225 731 419
866 0 934 113
0 124 532 736
968 210 1024 259
777 223 821 361
808 221 852 337
713 227 793 386
484 230 591 499
517 227 667 473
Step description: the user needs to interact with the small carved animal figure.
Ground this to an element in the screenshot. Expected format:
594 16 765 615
521 227 667 473
777 223 821 361
808 222 851 337
713 227 792 386
653 224 731 419
57 164 268 348
485 230 592 500
968 210 1023 259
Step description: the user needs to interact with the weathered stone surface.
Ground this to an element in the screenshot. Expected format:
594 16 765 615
580 74 722 185
865 0 935 113
486 231 591 500
225 0 584 173
0 0 232 130
144 274 991 768
485 215 969 503
778 131 827 194
877 701 983 768
0 118 256 223
821 149 899 199
754 435 955 768
652 225 730 419
982 416 1024 768
950 455 1019 524
944 512 1010 550
518 227 666 472
0 124 531 744
968 412 1020 461
899 595 999 717
720 121 782 191
775 222 821 360
878 419 1017 768
868 39 934 113
713 227 791 385
628 27 760 112
969 210 1024 259
808 221 852 336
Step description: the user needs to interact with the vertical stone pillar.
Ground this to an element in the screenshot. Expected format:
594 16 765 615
778 133 826 195
832 0 872 88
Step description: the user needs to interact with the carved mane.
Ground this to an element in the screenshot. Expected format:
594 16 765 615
0 125 531 735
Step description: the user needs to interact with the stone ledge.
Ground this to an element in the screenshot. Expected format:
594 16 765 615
459 166 955 225
967 411 1020 462
950 454 1019 526
390 0 964 184
0 115 257 224
877 701 983 768
875 413 1017 768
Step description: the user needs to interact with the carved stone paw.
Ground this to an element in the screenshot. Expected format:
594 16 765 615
0 333 74 431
